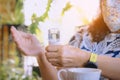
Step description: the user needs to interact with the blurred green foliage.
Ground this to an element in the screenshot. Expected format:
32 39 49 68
0 59 23 80
0 59 40 80
0 0 24 25
28 0 73 34
28 0 52 34
28 0 53 34
62 2 72 15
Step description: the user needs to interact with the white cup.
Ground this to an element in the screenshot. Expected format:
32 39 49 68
58 68 101 80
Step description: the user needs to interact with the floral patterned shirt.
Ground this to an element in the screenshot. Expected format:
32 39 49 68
69 31 120 58
69 30 120 80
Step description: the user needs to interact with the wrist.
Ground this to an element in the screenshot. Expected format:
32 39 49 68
37 52 47 65
84 52 98 68
83 51 91 65
78 50 91 67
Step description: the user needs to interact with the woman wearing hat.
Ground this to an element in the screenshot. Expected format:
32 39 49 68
11 0 120 80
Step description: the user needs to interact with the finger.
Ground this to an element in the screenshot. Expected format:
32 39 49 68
19 30 31 38
48 59 62 66
62 60 74 67
11 26 20 39
11 26 21 38
46 52 60 59
10 26 17 34
18 31 30 46
52 58 74 67
12 27 30 45
10 26 18 39
11 26 21 44
11 27 28 50
46 45 61 52
11 26 27 41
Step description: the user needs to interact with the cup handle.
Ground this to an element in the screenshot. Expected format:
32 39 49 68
58 69 67 80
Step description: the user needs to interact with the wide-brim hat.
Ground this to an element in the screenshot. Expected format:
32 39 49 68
101 0 120 32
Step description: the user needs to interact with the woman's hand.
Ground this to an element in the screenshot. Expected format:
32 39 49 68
46 45 90 67
10 26 45 56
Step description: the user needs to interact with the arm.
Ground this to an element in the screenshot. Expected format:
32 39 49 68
10 26 58 80
97 55 120 80
46 45 120 79
37 54 58 80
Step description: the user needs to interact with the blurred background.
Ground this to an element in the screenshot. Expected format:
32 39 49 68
0 0 99 80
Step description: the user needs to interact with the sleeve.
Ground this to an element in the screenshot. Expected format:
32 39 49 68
69 25 88 48
102 38 120 58
69 33 82 48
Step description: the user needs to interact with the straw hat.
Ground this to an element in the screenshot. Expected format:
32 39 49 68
101 0 120 32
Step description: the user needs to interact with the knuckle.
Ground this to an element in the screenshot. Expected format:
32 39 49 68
45 46 49 51
59 57 64 66
60 46 66 54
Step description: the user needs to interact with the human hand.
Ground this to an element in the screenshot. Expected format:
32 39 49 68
46 45 90 67
10 26 45 56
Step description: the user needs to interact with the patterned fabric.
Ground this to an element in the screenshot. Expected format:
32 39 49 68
102 0 120 32
69 30 120 80
69 31 120 58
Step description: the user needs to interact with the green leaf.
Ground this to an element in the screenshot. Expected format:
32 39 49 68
37 0 52 22
28 22 39 34
0 0 24 24
62 2 72 15
29 0 53 34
